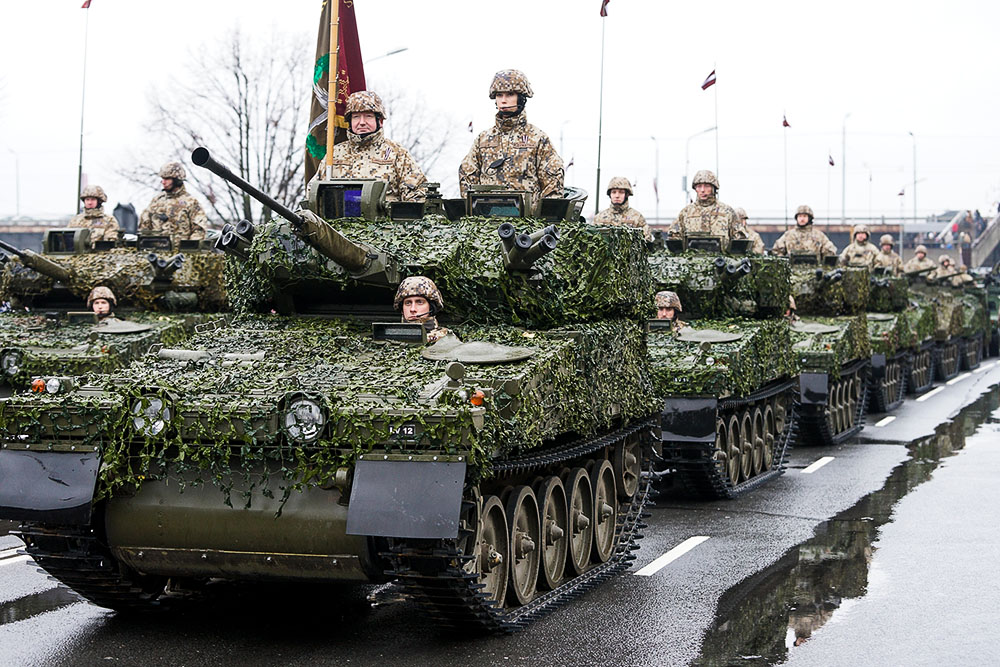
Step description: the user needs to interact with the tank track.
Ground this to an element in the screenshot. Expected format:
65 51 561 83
869 352 908 413
934 339 961 382
906 344 935 395
658 379 797 500
382 419 654 634
961 334 984 371
796 359 870 447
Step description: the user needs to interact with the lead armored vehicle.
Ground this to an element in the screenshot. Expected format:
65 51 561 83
0 230 225 390
0 149 657 633
646 234 797 498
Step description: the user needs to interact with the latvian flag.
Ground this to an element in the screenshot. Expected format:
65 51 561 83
701 70 716 90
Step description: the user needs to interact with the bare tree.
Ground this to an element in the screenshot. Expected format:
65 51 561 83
373 84 457 179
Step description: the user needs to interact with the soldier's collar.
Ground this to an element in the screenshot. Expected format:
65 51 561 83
348 126 384 148
495 111 527 131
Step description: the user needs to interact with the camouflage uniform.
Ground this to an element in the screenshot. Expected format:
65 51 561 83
458 70 564 208
394 276 450 344
903 245 936 273
654 290 686 332
951 266 975 287
68 185 119 242
873 234 904 275
668 171 746 240
594 177 651 240
87 285 116 320
322 91 427 202
772 205 837 258
839 225 880 268
736 208 765 254
928 255 958 282
139 162 208 245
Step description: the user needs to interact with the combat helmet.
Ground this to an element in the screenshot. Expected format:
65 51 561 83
692 170 719 191
80 185 107 204
489 69 533 98
880 234 894 247
915 244 928 255
735 207 748 220
654 290 682 311
345 90 386 120
606 176 633 197
795 205 815 224
938 254 953 266
394 276 444 313
852 223 871 241
159 161 186 181
87 285 117 309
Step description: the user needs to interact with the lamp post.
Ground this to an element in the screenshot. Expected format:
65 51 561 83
6 148 19 217
841 112 851 225
684 126 716 206
908 131 917 221
651 135 659 224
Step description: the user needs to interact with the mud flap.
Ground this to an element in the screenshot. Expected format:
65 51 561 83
346 460 466 539
0 450 99 524
661 397 718 443
799 373 830 406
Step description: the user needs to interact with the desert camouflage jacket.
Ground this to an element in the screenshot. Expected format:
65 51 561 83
325 128 427 202
839 240 880 268
746 228 766 254
903 255 936 274
668 195 747 240
873 249 904 275
68 207 119 242
772 225 837 258
594 203 651 240
139 184 208 244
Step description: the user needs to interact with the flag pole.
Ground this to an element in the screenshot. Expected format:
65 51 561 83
594 17 606 217
325 0 341 179
76 5 92 213
713 63 719 179
783 112 788 230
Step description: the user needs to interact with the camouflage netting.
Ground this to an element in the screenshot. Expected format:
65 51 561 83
790 315 870 377
910 284 975 340
792 266 869 316
226 217 651 328
958 289 989 339
901 302 937 349
648 319 796 397
866 313 911 356
867 276 908 313
647 252 791 319
0 316 654 505
0 249 226 311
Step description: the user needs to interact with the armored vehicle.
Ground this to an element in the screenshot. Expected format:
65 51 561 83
908 271 989 380
646 234 798 499
0 230 226 390
0 149 657 633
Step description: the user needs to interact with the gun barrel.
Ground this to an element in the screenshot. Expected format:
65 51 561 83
0 240 72 283
192 147 303 229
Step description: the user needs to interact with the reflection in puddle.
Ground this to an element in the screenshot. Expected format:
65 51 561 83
0 586 81 626
693 385 1000 666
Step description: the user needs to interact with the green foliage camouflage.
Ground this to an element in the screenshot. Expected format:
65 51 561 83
792 266 869 316
789 315 870 377
909 282 978 340
867 275 908 313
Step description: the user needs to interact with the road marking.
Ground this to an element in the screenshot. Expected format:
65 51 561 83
874 415 896 427
634 536 710 577
0 555 30 568
802 456 835 474
946 373 971 386
974 362 996 374
0 547 21 560
916 386 945 402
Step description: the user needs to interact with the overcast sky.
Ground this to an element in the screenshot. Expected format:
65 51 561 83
2 0 999 224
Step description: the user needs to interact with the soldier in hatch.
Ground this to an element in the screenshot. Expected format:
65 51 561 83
668 170 746 241
839 223 879 268
772 205 837 259
459 69 564 209
928 254 958 282
318 90 427 202
873 234 904 275
654 290 687 332
139 161 209 245
593 177 651 240
394 276 450 344
736 207 765 254
903 244 936 273
68 185 120 242
87 286 116 321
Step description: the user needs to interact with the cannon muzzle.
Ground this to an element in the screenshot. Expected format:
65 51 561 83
503 225 559 271
147 253 185 282
214 220 256 260
0 239 72 283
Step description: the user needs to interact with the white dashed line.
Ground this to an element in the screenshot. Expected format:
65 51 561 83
916 386 946 402
634 536 710 577
874 415 896 427
946 373 971 386
0 555 30 568
801 456 835 474
0 547 21 560
974 362 996 374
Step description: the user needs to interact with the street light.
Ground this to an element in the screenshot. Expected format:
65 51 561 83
909 131 917 221
6 148 19 217
651 136 659 224
684 126 716 206
364 47 409 65
841 112 851 224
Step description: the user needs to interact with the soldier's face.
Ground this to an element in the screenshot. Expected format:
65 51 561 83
494 92 519 113
916 251 926 260
350 111 377 134
92 299 110 316
609 188 627 205
796 214 810 226
657 306 675 320
855 232 868 243
161 178 176 191
402 296 430 321
694 183 714 200
83 197 99 209
882 244 892 253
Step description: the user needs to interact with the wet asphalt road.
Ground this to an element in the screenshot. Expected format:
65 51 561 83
1 363 999 667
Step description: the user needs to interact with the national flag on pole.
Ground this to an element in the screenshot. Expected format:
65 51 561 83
468 121 473 133
782 115 790 128
898 188 905 197
81 0 92 7
566 157 575 169
701 70 716 90
828 155 835 166
600 0 610 17
305 0 367 184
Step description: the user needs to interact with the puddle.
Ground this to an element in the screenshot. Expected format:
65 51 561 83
692 384 1000 666
0 586 82 626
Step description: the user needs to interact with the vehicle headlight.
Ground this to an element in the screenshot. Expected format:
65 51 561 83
45 377 62 394
131 395 172 437
1 349 22 376
284 398 325 443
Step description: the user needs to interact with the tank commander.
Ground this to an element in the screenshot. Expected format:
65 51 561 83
593 177 651 240
87 285 116 321
873 234 904 275
736 207 765 254
394 276 450 344
771 205 837 259
903 244 936 273
459 69 564 209
668 170 746 241
319 90 427 202
928 254 958 282
139 161 209 245
68 185 120 242
654 290 687 332
839 223 879 268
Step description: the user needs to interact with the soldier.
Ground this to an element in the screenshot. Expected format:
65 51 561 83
68 185 120 242
903 244 936 273
928 254 958 282
139 162 209 245
736 207 765 254
873 234 904 275
459 69 564 209
951 264 975 287
772 205 837 259
320 90 427 202
839 224 880 268
785 295 800 323
593 177 651 240
668 170 746 241
87 285 116 320
394 276 450 344
654 290 686 332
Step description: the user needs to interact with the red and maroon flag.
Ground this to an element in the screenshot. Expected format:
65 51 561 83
828 154 835 166
701 70 716 90
600 0 610 17
782 114 790 128
81 1 92 8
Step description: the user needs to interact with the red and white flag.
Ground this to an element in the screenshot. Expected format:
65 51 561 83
566 157 575 169
81 0 92 7
701 70 716 90
468 121 473 133
828 154 835 166
782 115 790 128
600 0 610 17
898 188 905 197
